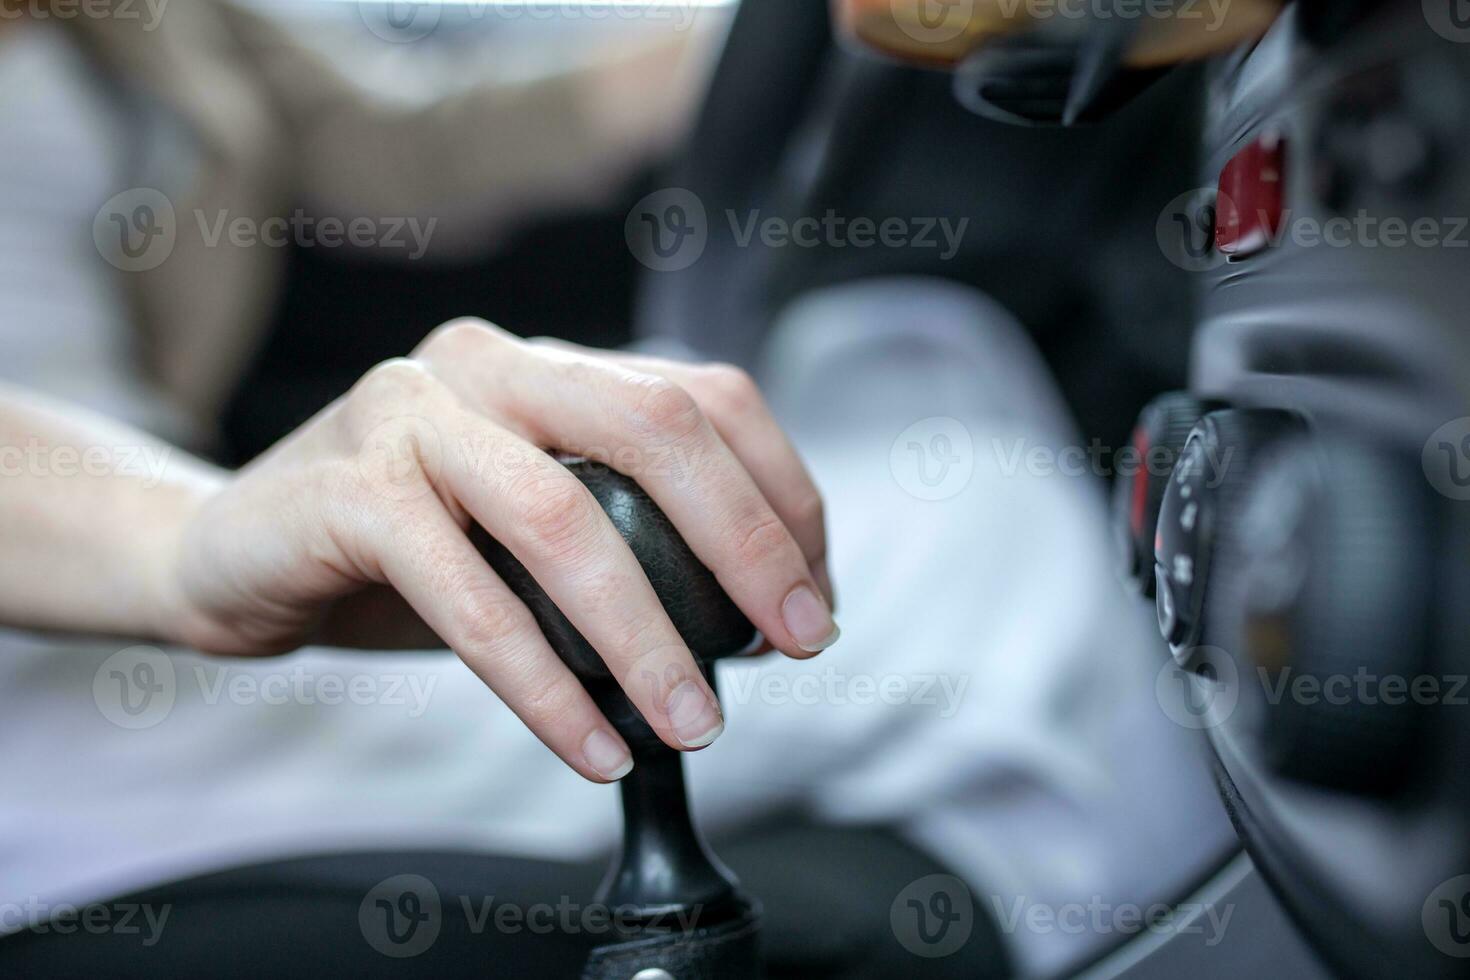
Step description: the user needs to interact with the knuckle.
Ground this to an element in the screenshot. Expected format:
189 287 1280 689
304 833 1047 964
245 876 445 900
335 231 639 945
617 638 691 702
702 363 761 414
513 476 599 558
730 511 792 569
451 587 528 654
352 357 434 406
513 670 583 724
791 492 827 542
416 317 501 358
623 377 705 443
611 614 670 665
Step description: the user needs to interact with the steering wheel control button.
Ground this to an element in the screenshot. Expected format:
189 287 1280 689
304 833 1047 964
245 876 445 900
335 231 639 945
1114 392 1207 593
1154 410 1302 660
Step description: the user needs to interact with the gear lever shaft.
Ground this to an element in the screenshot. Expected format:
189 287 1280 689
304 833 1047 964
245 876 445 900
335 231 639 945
471 458 761 978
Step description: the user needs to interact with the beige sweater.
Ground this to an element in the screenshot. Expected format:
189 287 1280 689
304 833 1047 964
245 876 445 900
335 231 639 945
65 0 722 434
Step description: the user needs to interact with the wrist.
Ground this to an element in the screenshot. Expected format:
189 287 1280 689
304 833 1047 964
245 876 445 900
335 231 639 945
140 470 226 647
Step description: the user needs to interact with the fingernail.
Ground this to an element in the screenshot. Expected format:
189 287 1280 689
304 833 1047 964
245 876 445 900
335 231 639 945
783 584 841 653
582 729 633 780
666 681 724 748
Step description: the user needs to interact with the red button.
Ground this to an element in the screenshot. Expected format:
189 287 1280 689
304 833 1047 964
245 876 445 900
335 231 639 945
1215 131 1286 257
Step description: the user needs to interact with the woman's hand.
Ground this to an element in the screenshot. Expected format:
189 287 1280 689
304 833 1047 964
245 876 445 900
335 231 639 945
161 319 836 782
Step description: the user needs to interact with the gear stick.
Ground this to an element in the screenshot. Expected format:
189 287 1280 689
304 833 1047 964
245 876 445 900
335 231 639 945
471 458 762 980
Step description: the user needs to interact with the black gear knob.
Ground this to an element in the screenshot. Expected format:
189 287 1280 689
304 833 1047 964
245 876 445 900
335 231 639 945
470 458 763 978
471 457 757 684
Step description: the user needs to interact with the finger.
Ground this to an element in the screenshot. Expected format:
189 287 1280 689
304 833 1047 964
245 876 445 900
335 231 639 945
431 411 727 752
603 357 832 605
532 344 837 615
370 500 636 783
415 322 840 660
521 340 833 608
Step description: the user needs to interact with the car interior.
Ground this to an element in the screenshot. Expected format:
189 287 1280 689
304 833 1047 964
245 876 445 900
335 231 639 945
4 0 1468 977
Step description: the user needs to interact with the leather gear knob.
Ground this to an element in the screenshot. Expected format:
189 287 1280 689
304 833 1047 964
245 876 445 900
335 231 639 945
469 457 758 681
